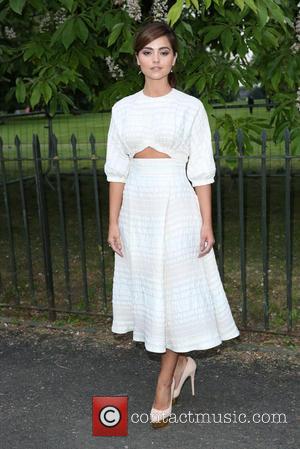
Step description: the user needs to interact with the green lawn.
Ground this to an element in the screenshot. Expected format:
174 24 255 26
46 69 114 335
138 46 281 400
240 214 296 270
0 111 111 145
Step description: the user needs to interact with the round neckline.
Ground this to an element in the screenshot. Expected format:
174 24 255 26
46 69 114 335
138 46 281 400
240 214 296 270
140 88 175 99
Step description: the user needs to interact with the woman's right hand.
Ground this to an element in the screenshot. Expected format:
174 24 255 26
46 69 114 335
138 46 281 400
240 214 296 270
107 223 124 257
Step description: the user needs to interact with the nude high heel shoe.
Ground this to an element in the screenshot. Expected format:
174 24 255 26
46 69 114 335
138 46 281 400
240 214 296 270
150 377 175 429
172 356 197 405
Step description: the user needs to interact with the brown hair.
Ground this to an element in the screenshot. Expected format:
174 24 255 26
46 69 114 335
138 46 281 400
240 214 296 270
133 21 178 88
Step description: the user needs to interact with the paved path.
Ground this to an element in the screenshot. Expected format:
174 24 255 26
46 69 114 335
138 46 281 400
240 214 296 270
0 325 298 449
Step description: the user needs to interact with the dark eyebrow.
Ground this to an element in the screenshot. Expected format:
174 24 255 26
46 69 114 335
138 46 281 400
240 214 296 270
143 46 171 50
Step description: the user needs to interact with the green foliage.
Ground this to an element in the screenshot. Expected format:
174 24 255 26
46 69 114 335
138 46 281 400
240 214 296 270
9 0 26 15
213 112 272 169
0 0 299 157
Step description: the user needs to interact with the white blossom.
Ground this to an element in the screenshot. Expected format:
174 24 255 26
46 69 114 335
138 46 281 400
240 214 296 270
291 1 300 53
296 87 300 112
105 56 124 80
53 8 67 26
39 8 67 33
4 26 17 39
122 0 142 22
150 0 168 22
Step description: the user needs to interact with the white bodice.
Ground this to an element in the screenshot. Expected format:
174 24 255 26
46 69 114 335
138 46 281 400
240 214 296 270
104 88 216 187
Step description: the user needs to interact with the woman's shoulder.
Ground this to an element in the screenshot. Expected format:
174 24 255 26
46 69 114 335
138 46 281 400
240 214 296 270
173 88 201 104
112 91 141 113
173 89 205 114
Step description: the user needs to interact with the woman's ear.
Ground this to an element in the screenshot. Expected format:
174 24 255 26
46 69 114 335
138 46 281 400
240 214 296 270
135 52 140 67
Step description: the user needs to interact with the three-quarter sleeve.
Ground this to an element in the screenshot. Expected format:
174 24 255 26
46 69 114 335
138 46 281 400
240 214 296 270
104 107 130 183
186 103 216 187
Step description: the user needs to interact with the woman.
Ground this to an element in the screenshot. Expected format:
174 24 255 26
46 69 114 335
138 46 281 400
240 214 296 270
104 21 240 428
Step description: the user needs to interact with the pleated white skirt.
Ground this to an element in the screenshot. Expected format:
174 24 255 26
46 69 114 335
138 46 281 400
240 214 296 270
111 158 240 353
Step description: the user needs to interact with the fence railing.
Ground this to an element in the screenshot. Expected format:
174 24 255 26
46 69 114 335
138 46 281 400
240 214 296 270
0 128 299 336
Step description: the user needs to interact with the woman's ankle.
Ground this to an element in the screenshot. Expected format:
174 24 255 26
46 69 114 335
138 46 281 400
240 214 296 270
176 355 187 367
157 377 173 388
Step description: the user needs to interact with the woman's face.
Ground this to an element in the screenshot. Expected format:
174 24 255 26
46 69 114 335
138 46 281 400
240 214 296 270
136 35 177 81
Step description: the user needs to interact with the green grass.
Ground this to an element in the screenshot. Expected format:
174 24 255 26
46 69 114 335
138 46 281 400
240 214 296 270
0 111 111 180
0 112 111 146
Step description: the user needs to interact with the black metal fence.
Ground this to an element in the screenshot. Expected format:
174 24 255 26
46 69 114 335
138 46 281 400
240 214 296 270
0 127 299 336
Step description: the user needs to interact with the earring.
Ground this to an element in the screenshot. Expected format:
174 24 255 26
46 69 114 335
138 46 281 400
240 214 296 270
138 70 142 75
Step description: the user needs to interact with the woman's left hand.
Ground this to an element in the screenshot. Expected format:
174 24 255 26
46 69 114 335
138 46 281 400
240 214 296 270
198 223 215 257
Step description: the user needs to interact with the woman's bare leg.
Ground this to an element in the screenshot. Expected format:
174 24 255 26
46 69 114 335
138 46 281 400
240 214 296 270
152 350 188 409
173 353 188 389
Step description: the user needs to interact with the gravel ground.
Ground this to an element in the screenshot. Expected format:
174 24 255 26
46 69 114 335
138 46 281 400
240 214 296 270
0 316 299 449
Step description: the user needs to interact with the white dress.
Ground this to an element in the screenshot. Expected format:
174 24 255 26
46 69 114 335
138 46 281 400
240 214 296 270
104 88 240 353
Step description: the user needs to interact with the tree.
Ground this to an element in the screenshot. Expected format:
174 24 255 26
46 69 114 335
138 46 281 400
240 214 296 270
0 0 299 152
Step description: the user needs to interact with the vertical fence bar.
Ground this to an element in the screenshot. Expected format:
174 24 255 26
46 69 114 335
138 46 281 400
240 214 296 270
213 130 224 280
15 135 36 305
71 134 89 311
284 128 292 332
0 137 20 303
45 108 54 174
89 134 108 310
33 134 56 320
237 128 247 327
52 134 72 310
261 130 269 330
